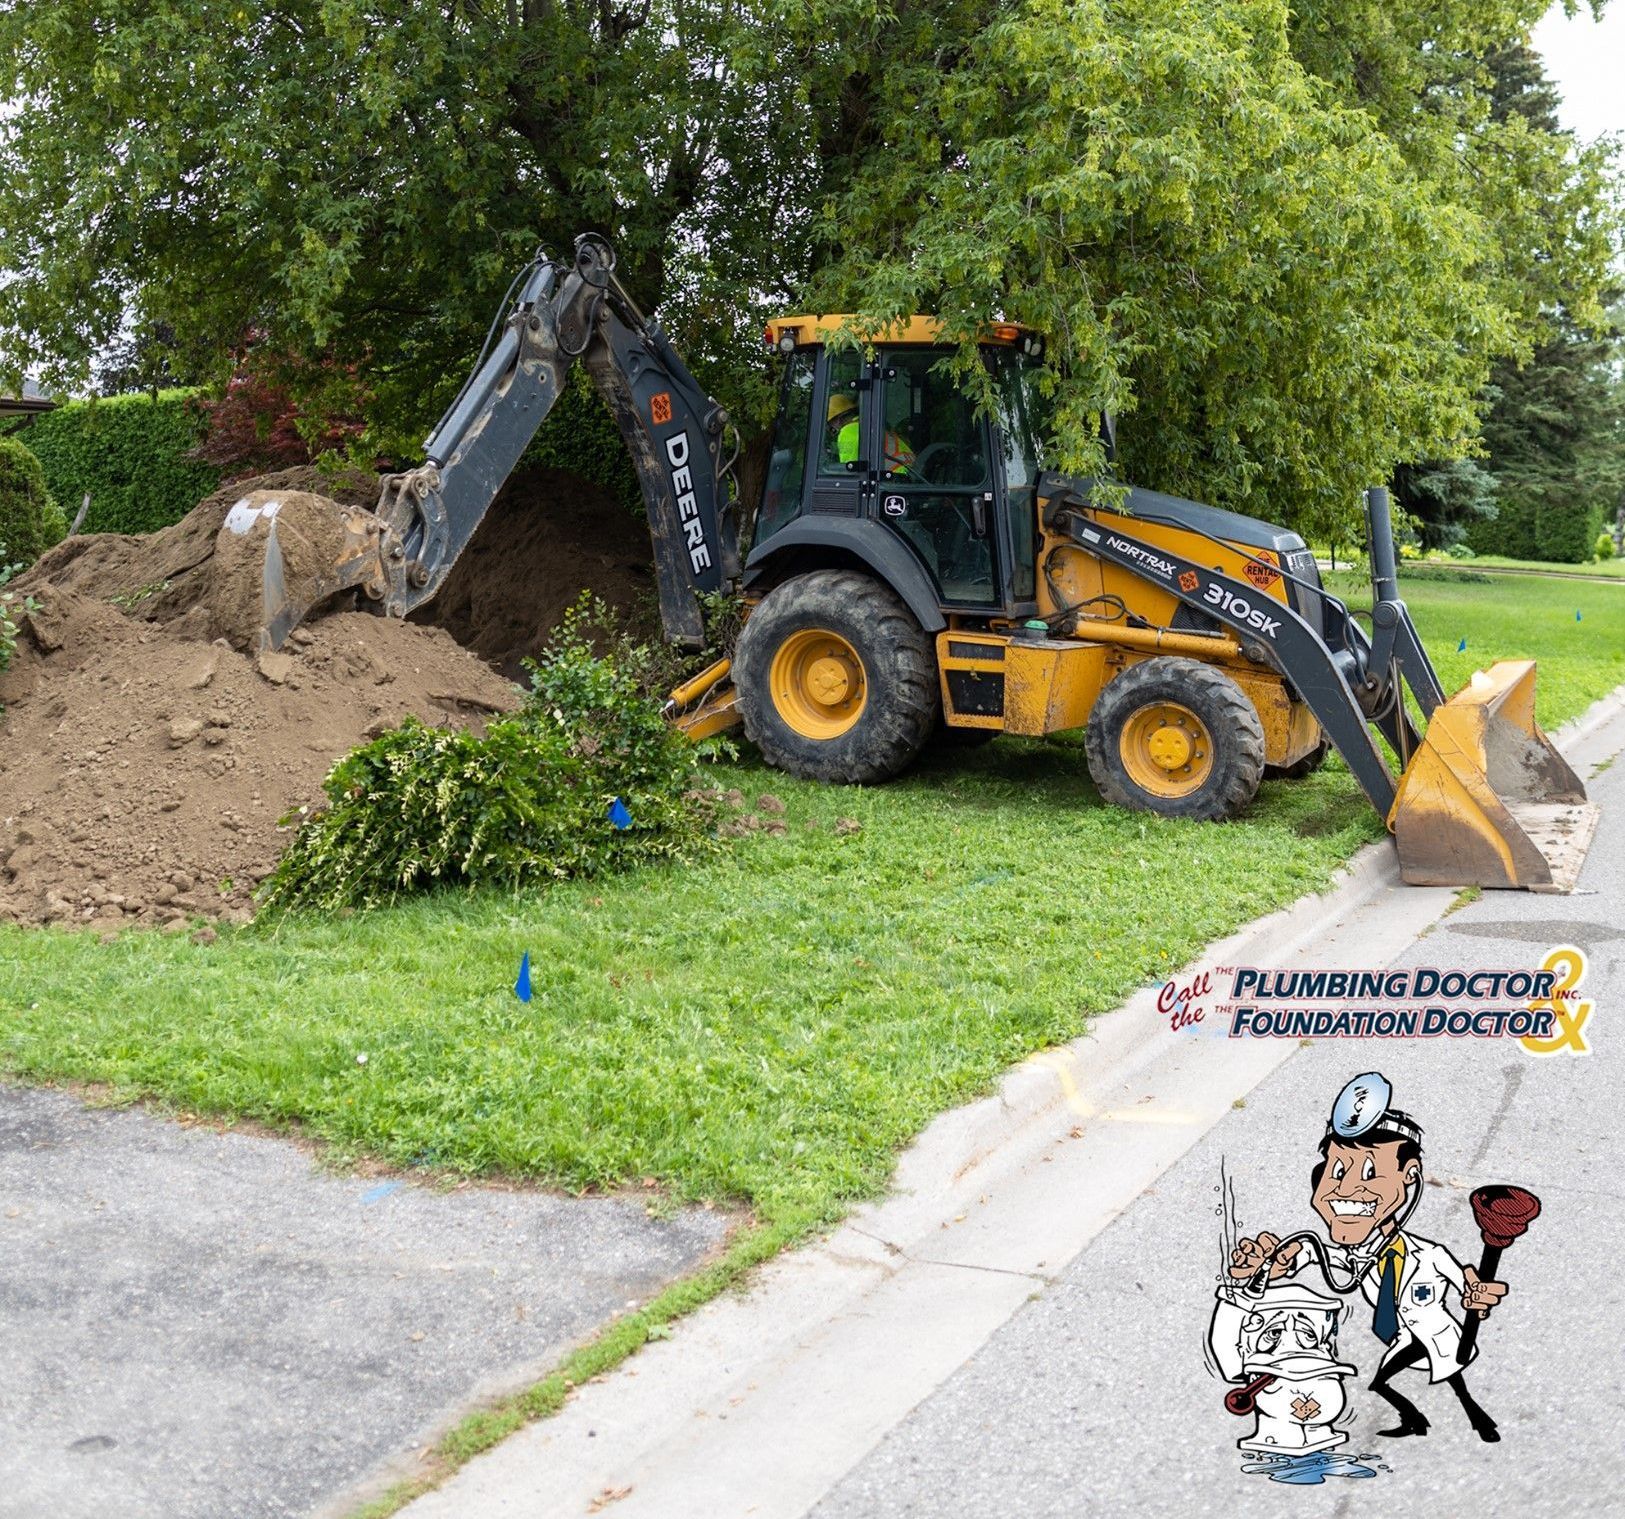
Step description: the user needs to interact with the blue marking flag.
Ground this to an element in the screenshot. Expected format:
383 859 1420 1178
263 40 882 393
1457 637 1467 652
515 951 532 1003
1577 609 1583 621
608 797 632 830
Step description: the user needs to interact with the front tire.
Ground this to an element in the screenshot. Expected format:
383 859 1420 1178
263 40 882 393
734 569 937 783
1084 657 1264 821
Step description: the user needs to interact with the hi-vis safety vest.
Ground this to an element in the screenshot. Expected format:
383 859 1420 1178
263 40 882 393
837 421 917 477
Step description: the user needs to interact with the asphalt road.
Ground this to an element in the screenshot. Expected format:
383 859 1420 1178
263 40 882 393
0 1090 730 1519
814 745 1625 1518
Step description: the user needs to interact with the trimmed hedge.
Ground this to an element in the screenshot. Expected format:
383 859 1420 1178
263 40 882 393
8 372 644 548
1468 495 1606 564
1535 500 1605 564
0 434 67 565
8 390 219 536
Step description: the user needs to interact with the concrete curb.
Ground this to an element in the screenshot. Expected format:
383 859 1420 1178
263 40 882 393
897 680 1623 1212
881 841 1398 1216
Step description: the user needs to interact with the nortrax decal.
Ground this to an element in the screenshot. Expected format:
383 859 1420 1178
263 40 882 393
663 431 714 575
1106 534 1176 581
1202 582 1281 639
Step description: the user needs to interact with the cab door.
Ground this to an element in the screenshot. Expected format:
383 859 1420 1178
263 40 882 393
873 348 1000 610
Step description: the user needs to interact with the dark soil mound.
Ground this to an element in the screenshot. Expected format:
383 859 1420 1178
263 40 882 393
411 466 657 676
0 587 518 930
18 466 381 642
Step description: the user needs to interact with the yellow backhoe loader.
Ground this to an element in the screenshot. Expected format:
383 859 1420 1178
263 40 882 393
256 235 1597 891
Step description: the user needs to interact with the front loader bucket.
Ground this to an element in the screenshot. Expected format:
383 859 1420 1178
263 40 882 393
1389 661 1599 891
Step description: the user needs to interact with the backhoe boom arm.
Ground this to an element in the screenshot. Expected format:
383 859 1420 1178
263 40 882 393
261 235 739 651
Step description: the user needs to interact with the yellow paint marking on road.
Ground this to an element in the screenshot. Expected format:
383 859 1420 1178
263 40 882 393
1035 1052 1200 1126
1095 1109 1202 1127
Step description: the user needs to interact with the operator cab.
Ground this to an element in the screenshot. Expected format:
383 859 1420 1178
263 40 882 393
750 316 1050 622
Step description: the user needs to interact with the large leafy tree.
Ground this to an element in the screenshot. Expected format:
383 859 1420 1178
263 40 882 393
1470 308 1625 560
1 0 1619 541
1388 39 1624 556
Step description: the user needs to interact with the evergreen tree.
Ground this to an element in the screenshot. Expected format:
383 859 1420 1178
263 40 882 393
1396 42 1624 561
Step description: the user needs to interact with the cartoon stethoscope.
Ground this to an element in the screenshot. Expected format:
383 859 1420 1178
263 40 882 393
1224 1072 1540 1419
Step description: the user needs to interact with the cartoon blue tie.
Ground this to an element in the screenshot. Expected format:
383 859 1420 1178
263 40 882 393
1372 1244 1400 1344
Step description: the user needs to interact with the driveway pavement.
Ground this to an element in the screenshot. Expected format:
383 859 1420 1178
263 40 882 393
0 1089 729 1519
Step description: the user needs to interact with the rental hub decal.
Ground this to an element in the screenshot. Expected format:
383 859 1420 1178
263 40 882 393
1162 946 1592 1056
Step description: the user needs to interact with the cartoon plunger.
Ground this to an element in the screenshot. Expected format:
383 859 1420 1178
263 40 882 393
1457 1185 1541 1363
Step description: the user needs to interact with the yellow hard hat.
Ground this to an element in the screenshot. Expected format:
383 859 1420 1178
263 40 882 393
826 394 857 424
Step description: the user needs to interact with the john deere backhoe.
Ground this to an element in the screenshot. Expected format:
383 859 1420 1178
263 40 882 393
256 235 1598 891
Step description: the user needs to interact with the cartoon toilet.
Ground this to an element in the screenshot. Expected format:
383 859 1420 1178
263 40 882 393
1208 1281 1356 1455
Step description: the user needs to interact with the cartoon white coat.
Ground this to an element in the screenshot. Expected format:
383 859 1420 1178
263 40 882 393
1303 1232 1473 1383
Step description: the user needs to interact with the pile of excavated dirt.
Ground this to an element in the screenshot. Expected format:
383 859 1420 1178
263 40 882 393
410 465 657 675
17 466 383 646
0 463 653 932
0 588 518 931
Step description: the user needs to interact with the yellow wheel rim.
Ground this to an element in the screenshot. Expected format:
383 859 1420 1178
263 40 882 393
1120 701 1214 798
769 627 867 740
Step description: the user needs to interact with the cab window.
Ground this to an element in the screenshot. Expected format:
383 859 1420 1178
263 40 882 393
818 349 864 476
881 350 989 487
989 351 1048 601
756 351 815 545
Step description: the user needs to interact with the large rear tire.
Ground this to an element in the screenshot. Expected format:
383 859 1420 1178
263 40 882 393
734 569 938 783
1084 657 1264 821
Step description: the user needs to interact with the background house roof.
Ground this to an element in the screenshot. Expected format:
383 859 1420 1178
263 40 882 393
1 378 54 418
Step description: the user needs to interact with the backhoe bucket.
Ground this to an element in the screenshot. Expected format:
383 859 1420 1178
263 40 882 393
1389 661 1598 891
257 498 392 653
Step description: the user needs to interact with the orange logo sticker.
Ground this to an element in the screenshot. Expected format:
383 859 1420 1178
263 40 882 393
1243 553 1279 590
650 392 673 426
1179 570 1200 593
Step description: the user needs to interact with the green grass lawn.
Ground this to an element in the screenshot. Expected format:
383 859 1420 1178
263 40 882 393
1314 545 1625 580
2 571 1621 1237
1454 552 1624 579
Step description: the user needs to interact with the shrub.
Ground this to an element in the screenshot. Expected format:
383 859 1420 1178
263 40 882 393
1598 530 1617 562
1535 500 1604 565
1467 493 1538 559
11 391 218 536
192 346 372 478
0 434 65 565
261 600 720 912
0 544 37 710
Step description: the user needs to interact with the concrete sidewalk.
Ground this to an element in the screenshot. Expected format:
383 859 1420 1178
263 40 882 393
400 691 1624 1519
0 1090 730 1519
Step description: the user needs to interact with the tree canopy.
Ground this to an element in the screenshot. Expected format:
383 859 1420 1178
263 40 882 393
1 0 1619 541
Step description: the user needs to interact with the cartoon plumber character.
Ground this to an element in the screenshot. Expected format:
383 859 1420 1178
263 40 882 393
1227 1073 1510 1443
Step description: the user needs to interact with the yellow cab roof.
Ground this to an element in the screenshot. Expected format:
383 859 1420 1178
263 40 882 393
765 314 1034 347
